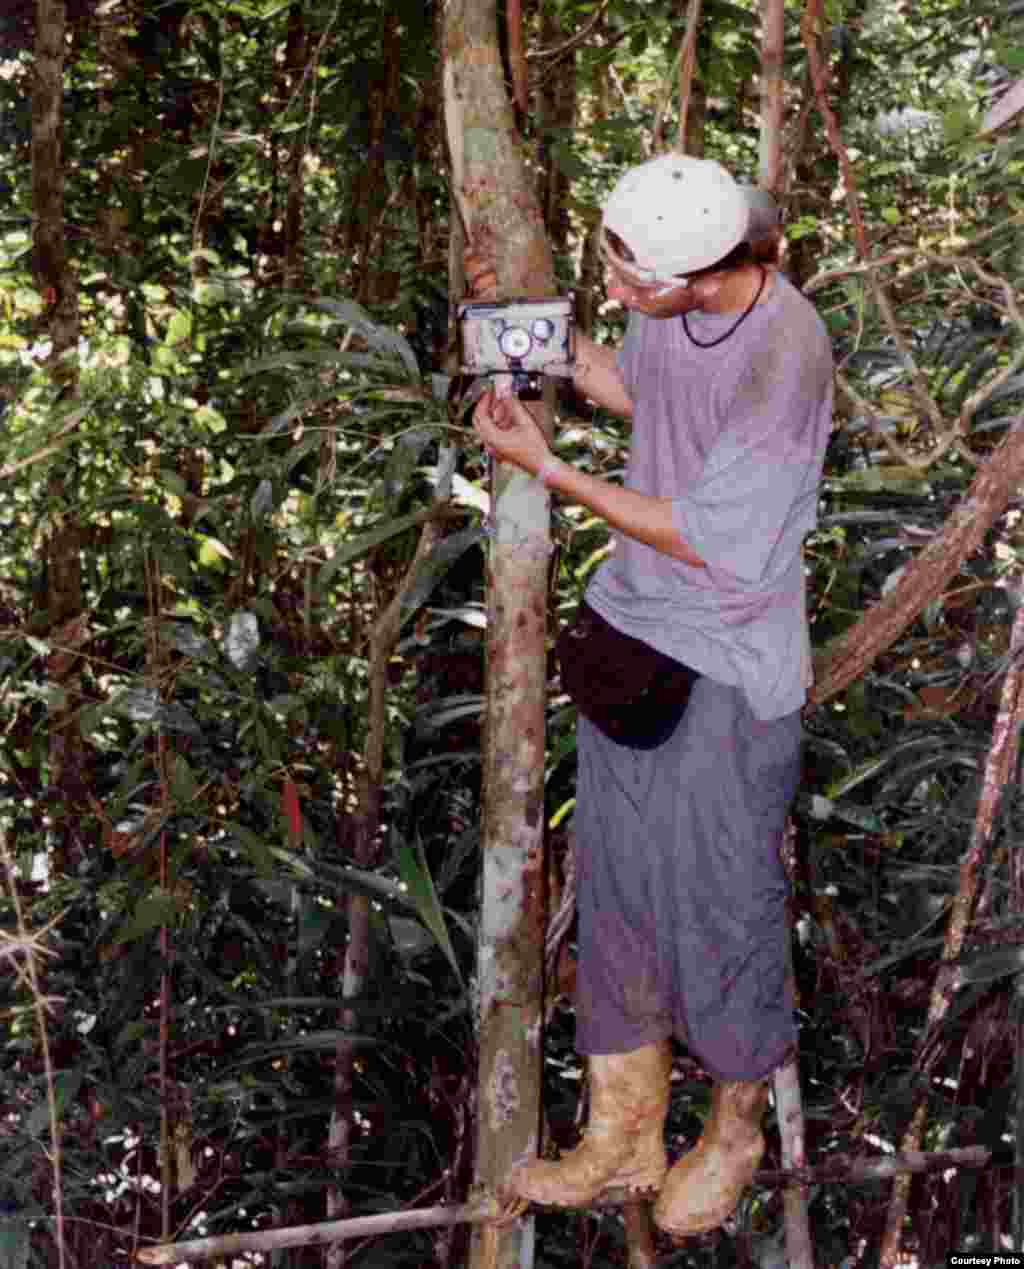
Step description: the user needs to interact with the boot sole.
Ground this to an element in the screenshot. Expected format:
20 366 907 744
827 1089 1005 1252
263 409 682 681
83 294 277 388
654 1209 730 1238
519 1179 664 1210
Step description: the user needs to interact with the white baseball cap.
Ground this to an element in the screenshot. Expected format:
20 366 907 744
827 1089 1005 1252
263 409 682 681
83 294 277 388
600 154 751 284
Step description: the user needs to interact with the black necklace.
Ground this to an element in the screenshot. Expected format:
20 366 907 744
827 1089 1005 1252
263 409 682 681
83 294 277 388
681 266 767 349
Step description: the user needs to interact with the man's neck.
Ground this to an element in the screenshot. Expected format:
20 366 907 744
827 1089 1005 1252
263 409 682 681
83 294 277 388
703 264 771 315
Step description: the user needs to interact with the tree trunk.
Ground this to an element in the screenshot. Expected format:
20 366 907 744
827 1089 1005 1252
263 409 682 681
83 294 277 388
758 0 785 190
34 0 85 881
443 6 555 1267
536 5 576 253
673 0 704 155
283 2 309 293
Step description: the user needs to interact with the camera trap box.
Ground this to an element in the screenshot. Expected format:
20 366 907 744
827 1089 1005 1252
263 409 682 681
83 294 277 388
457 297 575 386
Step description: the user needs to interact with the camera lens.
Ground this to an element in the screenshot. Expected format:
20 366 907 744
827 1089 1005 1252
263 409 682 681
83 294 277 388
498 326 534 359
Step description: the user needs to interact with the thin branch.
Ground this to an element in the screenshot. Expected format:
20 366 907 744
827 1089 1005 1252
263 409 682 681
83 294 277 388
650 0 701 154
0 831 67 1269
0 405 89 480
800 0 868 259
775 1061 814 1269
675 0 703 154
526 0 612 61
135 1198 503 1265
810 416 1024 705
982 76 1024 134
877 600 1024 1268
326 474 449 1265
803 211 1024 296
134 1144 1002 1265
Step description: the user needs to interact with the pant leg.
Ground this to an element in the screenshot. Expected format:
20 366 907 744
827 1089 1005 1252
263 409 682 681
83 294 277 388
573 680 801 1080
659 678 801 1080
574 715 674 1055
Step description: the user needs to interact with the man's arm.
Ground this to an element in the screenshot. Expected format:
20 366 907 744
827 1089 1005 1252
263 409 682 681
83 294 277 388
573 332 634 419
472 391 704 567
543 458 704 566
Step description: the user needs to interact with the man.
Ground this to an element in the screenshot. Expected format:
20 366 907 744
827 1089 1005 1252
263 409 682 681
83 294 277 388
471 153 833 1238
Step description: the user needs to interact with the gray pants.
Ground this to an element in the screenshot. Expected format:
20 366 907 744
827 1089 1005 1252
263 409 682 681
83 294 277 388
573 677 801 1082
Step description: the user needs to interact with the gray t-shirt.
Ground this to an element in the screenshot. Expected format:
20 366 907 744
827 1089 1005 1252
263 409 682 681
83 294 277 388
585 272 833 720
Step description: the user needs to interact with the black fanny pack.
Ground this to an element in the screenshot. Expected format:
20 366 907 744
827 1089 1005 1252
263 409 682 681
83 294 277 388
554 600 699 750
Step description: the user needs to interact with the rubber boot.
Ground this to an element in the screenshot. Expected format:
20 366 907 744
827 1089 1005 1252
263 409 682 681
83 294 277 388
654 1078 768 1237
509 1041 672 1208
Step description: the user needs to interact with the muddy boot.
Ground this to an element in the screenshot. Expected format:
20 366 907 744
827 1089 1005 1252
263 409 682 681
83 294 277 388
509 1041 672 1208
654 1078 768 1237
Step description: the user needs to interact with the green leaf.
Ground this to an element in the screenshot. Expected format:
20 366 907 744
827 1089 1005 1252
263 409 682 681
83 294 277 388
169 753 198 804
956 945 1024 985
787 215 819 241
224 822 276 875
198 536 232 568
195 403 227 434
396 839 463 986
112 892 181 945
942 102 975 145
165 310 192 346
316 508 427 594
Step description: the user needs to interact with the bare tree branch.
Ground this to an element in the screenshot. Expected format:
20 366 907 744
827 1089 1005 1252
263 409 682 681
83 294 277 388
877 600 1024 1268
810 416 1024 705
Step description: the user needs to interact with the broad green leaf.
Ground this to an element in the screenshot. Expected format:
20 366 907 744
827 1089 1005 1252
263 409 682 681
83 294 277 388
316 508 427 594
250 478 275 520
165 310 192 346
111 892 181 945
379 428 438 509
169 753 198 803
224 822 276 875
195 403 227 434
396 840 463 986
198 536 232 568
111 686 161 723
224 610 260 669
942 102 975 144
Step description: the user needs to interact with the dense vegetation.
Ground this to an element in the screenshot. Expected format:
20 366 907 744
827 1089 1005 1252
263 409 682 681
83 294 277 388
3 0 1024 1265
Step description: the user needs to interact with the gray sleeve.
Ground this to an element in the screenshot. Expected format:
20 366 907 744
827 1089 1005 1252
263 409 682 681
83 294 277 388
671 333 833 586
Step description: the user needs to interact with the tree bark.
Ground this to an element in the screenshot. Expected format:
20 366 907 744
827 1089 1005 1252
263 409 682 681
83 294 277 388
758 0 785 190
443 6 555 1268
674 0 703 154
34 0 86 880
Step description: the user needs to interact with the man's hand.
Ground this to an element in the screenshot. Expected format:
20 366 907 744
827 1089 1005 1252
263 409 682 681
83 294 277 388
473 388 704 566
472 390 551 477
464 246 498 300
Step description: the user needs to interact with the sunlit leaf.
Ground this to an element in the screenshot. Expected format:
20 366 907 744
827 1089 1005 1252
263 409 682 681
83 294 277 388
224 611 260 670
396 839 463 986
